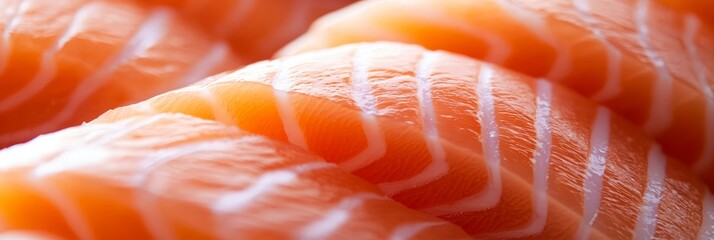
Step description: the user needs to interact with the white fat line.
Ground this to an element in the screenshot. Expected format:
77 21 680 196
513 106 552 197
0 8 172 144
29 120 256 240
29 178 93 240
421 64 502 215
378 52 449 194
28 146 107 179
27 136 263 240
414 52 445 167
575 107 612 240
25 122 112 240
683 15 714 176
390 222 446 240
271 60 308 149
212 162 333 213
132 137 258 240
699 192 714 240
350 44 378 116
0 2 93 112
340 44 386 172
214 162 334 239
340 115 386 172
197 87 234 125
572 0 622 101
131 137 263 186
0 0 30 74
298 193 388 240
412 6 511 64
0 115 164 172
475 80 553 239
214 0 254 36
633 144 667 240
30 115 174 178
694 99 714 174
496 0 571 81
88 113 172 146
635 0 673 136
177 41 229 87
682 15 713 100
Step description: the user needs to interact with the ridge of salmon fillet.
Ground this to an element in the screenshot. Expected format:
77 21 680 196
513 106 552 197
0 113 470 240
276 0 714 186
0 0 244 148
95 42 714 238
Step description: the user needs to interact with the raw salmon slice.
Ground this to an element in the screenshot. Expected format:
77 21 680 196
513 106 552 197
97 42 714 238
277 0 714 183
0 113 470 240
126 0 355 61
0 0 243 148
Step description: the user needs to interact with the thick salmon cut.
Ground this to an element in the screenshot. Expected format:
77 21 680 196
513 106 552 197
128 0 355 61
96 42 714 238
0 0 243 148
278 0 714 182
0 113 470 239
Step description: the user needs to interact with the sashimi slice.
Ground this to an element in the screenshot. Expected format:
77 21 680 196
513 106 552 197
0 113 470 240
126 0 355 61
277 0 714 185
97 42 714 238
0 0 243 148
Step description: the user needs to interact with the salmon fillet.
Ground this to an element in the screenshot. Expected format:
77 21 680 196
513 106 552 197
0 113 470 239
95 42 714 238
0 0 243 148
126 0 355 61
277 0 714 184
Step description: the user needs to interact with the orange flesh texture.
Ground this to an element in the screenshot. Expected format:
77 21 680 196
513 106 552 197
0 0 243 148
96 42 714 238
277 0 714 182
127 0 355 61
0 114 470 239
657 0 714 26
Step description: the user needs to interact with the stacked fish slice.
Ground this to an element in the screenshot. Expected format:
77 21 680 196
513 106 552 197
0 0 712 239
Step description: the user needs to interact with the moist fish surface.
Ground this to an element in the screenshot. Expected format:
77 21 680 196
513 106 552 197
97 42 714 239
278 0 714 187
0 0 243 148
0 113 470 240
